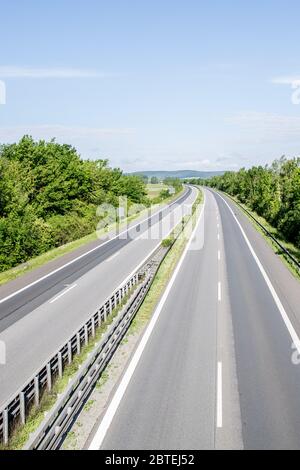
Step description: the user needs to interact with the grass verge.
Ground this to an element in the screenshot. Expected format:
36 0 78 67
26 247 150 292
226 193 300 281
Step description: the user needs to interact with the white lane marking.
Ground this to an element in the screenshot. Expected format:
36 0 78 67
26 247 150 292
215 192 300 354
106 252 120 263
217 223 220 229
217 233 220 241
218 250 221 261
218 282 222 302
217 362 223 428
0 189 194 305
49 284 77 304
88 193 206 450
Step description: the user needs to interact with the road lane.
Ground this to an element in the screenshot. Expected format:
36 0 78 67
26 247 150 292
89 187 300 450
0 187 197 407
0 187 192 331
92 190 225 450
214 190 300 449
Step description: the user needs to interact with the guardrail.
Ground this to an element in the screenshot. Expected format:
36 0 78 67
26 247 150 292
24 245 167 450
221 191 300 273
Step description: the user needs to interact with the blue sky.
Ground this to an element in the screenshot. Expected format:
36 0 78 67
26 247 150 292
1 0 300 171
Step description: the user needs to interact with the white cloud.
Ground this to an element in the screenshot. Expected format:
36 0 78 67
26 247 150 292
227 111 300 138
0 66 109 79
271 76 300 86
0 125 135 140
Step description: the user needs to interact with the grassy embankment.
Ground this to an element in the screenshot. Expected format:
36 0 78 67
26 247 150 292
227 193 300 281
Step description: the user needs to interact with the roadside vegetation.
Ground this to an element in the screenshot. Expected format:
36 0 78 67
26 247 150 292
186 156 300 254
0 136 183 277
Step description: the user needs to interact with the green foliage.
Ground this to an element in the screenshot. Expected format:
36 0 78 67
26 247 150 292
161 237 174 248
163 177 183 193
150 176 159 184
0 136 147 271
206 156 300 249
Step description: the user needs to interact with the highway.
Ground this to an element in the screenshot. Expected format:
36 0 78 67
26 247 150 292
89 188 300 450
0 186 198 408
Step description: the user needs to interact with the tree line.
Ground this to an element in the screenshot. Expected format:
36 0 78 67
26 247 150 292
0 136 149 272
188 156 300 249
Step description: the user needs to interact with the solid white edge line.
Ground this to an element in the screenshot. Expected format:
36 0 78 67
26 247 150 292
88 192 206 450
217 361 223 428
49 284 77 304
218 281 222 302
215 191 300 353
0 189 192 305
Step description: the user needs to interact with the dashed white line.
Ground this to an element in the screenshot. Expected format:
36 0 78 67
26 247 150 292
49 284 77 304
218 282 222 302
217 361 223 428
215 192 300 354
218 250 221 261
217 233 220 241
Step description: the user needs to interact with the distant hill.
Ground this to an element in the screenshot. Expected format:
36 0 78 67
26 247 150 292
129 170 225 180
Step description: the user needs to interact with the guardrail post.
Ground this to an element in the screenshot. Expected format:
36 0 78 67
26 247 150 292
47 363 52 391
2 409 9 445
114 292 118 307
34 376 40 406
67 341 72 365
109 298 113 313
98 310 102 326
19 392 26 425
91 317 95 338
58 352 63 378
76 333 81 355
84 325 89 346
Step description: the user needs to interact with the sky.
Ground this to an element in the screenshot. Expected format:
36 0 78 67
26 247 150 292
1 0 300 172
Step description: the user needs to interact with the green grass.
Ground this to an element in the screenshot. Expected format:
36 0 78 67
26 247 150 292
146 183 168 200
228 194 300 281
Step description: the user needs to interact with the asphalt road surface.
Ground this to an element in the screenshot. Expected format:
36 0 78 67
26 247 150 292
0 186 198 408
89 188 300 450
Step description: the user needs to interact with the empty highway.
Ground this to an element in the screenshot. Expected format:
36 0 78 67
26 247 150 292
89 188 300 450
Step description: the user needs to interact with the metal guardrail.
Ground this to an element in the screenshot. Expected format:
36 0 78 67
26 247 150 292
0 249 162 446
222 191 300 273
25 268 159 450
24 246 167 450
